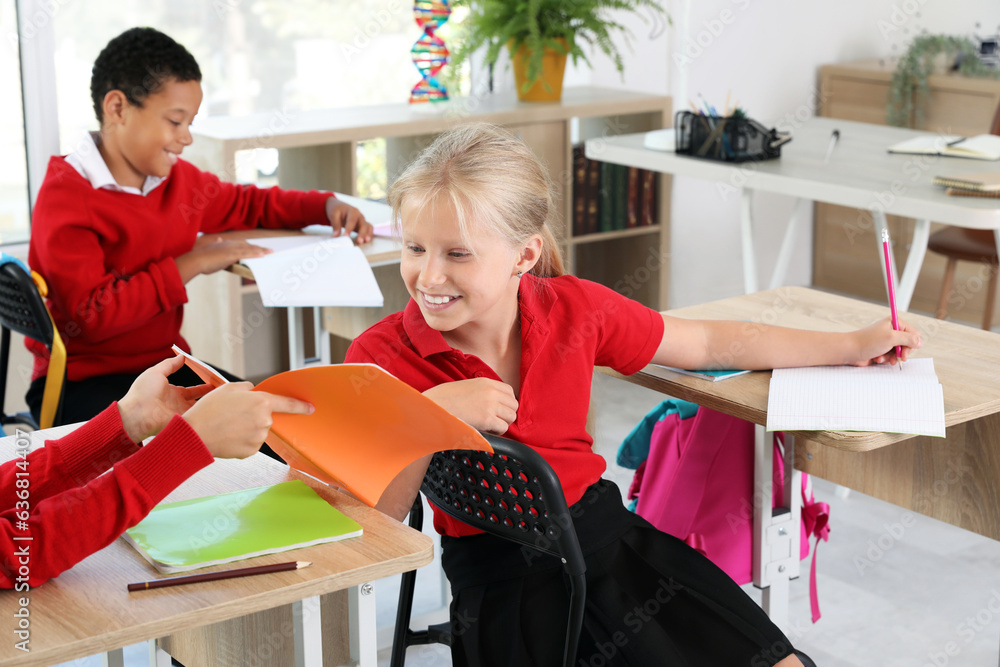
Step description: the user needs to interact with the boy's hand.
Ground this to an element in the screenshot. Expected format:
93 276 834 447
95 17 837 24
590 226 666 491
118 356 212 443
176 236 272 282
423 378 517 435
326 198 373 244
849 316 923 366
182 382 314 459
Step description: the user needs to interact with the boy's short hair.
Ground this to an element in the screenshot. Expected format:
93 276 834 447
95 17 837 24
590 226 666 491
90 27 201 124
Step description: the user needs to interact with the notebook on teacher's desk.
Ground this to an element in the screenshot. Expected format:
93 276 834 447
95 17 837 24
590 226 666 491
124 480 362 573
888 134 1000 161
933 171 1000 192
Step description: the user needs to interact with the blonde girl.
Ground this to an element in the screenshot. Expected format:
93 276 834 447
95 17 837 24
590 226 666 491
348 123 919 667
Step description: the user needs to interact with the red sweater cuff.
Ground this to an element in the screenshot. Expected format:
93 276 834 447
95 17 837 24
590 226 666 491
51 404 139 483
116 414 214 503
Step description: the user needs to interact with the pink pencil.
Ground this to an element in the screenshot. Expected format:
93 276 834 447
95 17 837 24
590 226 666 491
881 228 902 370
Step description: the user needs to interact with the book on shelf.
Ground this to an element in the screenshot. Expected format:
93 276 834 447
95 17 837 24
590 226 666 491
572 145 587 236
888 134 1000 161
646 363 752 382
572 145 658 236
640 169 657 228
933 171 1000 192
599 161 617 232
124 480 363 574
173 347 493 507
626 167 640 228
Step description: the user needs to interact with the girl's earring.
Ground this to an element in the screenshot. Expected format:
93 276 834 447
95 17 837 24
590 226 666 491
516 271 523 278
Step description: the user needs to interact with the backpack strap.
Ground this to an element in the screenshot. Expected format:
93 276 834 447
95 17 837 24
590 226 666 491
617 398 698 469
801 473 831 623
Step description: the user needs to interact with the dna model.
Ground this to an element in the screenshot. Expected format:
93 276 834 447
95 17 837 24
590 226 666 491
410 0 451 103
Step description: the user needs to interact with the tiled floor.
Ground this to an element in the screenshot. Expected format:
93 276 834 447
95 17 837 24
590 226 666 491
58 372 1000 667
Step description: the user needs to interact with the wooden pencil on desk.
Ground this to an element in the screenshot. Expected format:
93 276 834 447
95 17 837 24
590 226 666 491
128 561 311 592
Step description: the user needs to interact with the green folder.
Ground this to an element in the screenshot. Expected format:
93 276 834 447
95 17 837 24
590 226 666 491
124 480 363 573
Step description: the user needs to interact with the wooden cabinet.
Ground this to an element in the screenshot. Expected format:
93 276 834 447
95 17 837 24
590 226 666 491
815 59 1000 323
182 87 672 378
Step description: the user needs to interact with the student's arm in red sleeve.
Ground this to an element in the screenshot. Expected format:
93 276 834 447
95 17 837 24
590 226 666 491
30 217 187 345
0 415 213 588
190 164 332 234
583 280 664 375
0 406 138 511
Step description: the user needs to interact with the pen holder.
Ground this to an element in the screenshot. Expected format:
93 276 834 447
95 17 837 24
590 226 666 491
675 111 790 163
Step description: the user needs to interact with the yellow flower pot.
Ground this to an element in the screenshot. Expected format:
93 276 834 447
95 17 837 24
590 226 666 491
509 39 568 102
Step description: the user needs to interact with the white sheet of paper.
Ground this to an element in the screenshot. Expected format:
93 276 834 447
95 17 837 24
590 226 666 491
242 236 384 308
765 358 945 437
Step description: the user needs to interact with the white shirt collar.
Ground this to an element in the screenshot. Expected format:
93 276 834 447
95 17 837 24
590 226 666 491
64 131 166 196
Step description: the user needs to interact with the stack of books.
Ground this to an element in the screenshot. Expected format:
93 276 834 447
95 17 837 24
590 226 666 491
571 146 658 236
932 171 1000 199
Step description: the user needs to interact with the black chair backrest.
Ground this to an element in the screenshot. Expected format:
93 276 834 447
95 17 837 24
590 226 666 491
0 261 54 347
421 433 586 577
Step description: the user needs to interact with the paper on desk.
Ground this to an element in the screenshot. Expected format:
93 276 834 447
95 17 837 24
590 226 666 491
243 236 383 308
765 358 945 437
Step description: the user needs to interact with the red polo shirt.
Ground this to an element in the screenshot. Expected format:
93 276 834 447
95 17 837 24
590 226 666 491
345 274 664 537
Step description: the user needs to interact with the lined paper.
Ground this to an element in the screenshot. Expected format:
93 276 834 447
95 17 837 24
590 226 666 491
766 358 945 437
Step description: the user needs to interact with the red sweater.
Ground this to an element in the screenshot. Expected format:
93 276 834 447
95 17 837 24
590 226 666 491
0 405 213 588
28 157 333 381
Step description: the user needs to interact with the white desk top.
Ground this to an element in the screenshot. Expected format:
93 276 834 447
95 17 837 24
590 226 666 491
588 117 1000 229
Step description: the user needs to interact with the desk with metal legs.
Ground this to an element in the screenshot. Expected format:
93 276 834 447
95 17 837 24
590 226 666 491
601 287 1000 642
588 118 1000 309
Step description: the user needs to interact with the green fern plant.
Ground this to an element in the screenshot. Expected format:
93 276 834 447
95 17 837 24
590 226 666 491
888 34 1000 128
450 0 668 92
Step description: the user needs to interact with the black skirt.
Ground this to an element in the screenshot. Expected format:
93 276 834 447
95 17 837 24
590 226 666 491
441 479 802 667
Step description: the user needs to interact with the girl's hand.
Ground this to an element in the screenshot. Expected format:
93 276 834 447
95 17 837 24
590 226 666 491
326 198 373 243
182 383 314 459
849 316 923 367
176 236 272 281
423 378 518 435
118 355 212 442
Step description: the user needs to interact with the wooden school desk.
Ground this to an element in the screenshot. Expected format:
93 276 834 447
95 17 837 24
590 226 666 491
0 424 433 667
587 117 1000 310
601 286 1000 633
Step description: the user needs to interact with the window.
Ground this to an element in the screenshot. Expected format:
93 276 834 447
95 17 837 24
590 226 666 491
1 1 30 244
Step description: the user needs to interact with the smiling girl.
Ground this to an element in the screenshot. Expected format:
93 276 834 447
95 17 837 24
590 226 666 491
347 123 919 666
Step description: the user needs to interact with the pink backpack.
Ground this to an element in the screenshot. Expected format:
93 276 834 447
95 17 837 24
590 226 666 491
621 401 830 622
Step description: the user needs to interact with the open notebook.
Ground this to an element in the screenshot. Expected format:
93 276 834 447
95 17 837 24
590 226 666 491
171 347 493 506
765 358 945 437
123 480 362 573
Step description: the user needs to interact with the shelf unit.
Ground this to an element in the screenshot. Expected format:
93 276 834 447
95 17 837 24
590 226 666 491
182 87 672 377
815 59 1000 323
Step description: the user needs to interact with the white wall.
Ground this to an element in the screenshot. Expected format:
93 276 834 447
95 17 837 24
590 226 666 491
558 0 1000 307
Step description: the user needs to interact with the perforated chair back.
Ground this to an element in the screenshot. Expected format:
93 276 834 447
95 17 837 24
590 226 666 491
0 258 65 430
391 434 586 667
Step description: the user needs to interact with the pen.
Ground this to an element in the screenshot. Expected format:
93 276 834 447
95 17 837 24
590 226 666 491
127 560 311 592
881 228 903 370
824 129 840 163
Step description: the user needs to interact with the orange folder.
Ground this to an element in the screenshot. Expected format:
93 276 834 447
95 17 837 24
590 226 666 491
172 348 492 507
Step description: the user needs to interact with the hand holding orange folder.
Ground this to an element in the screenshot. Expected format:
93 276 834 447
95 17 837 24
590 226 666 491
173 348 492 506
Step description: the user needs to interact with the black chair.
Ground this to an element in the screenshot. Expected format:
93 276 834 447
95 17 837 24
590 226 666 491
390 434 587 667
0 259 66 432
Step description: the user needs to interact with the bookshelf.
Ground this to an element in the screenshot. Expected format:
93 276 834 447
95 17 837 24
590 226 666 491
815 59 1000 323
182 87 672 377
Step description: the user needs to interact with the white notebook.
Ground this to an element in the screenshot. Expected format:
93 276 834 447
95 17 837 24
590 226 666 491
765 358 945 437
243 235 383 308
